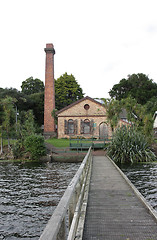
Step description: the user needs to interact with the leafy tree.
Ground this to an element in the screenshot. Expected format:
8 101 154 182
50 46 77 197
0 87 35 121
21 77 44 95
102 98 122 132
18 110 36 139
0 126 3 154
109 73 157 105
121 96 154 142
145 96 157 116
12 110 37 159
55 73 84 110
1 97 16 149
29 92 44 126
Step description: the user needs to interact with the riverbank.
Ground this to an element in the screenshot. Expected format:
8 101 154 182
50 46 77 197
1 141 156 163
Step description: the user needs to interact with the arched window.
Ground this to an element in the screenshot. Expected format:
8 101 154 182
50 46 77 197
81 119 94 134
84 119 90 134
68 119 74 134
64 119 78 135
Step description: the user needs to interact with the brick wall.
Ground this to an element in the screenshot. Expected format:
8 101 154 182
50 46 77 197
57 99 112 138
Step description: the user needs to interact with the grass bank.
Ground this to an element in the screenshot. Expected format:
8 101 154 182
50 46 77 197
45 138 70 148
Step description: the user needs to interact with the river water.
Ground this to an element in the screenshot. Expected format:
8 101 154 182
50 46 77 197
120 162 157 211
0 161 80 240
1 161 157 240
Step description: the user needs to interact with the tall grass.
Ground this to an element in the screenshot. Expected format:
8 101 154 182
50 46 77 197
107 126 156 163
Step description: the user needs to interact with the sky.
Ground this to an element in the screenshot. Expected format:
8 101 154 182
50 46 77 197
1 0 157 99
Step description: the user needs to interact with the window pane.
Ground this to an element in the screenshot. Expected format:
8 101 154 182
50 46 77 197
84 120 90 134
68 120 74 134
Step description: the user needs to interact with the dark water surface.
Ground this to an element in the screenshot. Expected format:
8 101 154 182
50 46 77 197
0 161 80 240
1 161 157 239
120 162 157 211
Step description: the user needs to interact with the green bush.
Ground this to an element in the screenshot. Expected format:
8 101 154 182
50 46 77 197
24 135 46 160
107 126 156 163
12 140 23 159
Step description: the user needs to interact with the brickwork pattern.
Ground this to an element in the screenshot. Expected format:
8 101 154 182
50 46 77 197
44 43 55 133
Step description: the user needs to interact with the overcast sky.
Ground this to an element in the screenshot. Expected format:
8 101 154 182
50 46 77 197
1 0 157 98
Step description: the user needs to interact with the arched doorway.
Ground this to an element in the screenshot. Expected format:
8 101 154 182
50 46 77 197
99 122 108 139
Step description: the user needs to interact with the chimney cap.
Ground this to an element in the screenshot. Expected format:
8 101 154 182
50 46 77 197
44 43 55 54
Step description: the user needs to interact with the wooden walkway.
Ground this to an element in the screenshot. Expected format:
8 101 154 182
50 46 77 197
82 156 157 240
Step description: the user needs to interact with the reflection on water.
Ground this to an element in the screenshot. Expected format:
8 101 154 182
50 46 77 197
0 161 80 240
120 162 157 211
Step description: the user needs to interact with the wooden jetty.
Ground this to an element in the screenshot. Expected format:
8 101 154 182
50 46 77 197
39 148 157 240
82 155 157 239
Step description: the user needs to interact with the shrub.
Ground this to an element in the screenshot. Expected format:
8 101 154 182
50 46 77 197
24 135 46 160
12 140 23 159
107 126 156 163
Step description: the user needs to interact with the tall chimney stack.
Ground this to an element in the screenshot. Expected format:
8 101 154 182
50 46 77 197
44 43 56 137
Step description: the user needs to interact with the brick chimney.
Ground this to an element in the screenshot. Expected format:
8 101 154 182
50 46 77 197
44 43 56 137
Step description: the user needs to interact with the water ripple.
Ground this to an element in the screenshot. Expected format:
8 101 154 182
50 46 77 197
0 161 80 240
120 162 157 212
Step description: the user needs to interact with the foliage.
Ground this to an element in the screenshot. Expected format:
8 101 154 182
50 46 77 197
55 73 84 110
0 87 29 112
29 92 44 126
24 135 46 160
1 96 16 149
145 96 157 116
21 77 44 95
0 87 43 127
0 73 84 127
120 96 154 142
11 110 37 159
102 98 122 131
12 140 23 159
51 109 58 125
109 73 157 105
107 126 156 163
19 110 36 139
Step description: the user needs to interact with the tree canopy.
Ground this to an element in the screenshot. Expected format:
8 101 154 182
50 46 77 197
21 77 44 95
55 73 84 110
109 73 157 105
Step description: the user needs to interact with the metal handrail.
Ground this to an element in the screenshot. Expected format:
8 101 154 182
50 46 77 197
39 147 92 240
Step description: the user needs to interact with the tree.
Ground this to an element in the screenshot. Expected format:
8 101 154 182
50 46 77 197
55 73 84 110
1 97 16 149
102 98 122 132
12 110 37 159
145 96 157 116
121 96 154 142
21 77 44 95
0 87 30 112
109 73 157 105
29 92 44 126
